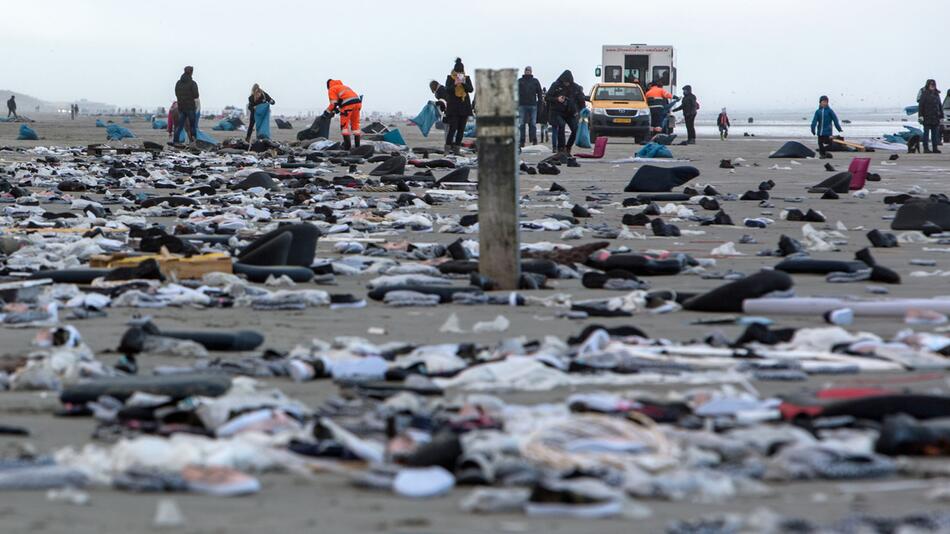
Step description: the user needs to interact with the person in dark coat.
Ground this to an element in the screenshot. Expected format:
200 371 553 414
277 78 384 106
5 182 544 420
443 58 474 154
672 85 698 144
7 95 16 119
173 66 200 144
546 70 586 154
518 66 543 148
246 84 276 142
918 79 944 153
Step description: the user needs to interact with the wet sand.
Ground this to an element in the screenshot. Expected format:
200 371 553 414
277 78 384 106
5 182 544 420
2 114 950 533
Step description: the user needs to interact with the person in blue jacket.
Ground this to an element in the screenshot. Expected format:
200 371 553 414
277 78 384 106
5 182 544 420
810 95 843 158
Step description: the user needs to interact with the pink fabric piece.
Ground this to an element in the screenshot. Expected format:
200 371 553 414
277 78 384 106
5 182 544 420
575 136 608 159
848 157 870 190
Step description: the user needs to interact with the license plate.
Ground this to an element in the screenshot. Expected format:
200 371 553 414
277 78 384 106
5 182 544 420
613 118 632 124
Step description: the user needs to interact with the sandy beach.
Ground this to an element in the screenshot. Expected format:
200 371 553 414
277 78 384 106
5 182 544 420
2 112 950 533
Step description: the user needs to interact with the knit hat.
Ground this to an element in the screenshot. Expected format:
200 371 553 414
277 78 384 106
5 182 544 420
453 58 464 73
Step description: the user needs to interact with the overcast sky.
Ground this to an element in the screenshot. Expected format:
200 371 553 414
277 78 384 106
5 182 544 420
4 0 947 114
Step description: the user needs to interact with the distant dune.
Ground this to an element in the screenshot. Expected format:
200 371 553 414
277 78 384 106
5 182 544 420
0 90 117 114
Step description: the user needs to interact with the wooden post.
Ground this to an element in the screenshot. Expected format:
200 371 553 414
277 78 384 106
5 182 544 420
476 69 521 290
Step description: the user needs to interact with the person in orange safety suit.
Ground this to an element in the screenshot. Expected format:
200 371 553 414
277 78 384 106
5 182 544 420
323 79 363 149
644 81 677 132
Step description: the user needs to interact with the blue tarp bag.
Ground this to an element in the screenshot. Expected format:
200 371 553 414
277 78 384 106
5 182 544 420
152 119 167 129
106 124 135 141
176 112 198 143
410 102 439 137
123 117 131 124
575 108 592 149
382 128 406 146
464 122 476 138
95 119 106 128
177 114 218 145
196 129 219 145
212 120 235 131
253 102 271 140
17 125 38 140
636 142 672 159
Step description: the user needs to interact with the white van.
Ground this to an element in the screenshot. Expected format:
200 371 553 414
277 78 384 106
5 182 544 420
596 44 677 94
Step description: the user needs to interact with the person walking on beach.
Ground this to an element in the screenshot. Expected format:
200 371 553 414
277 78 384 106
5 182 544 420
917 79 944 154
810 95 842 158
443 58 474 154
173 66 200 145
246 84 276 143
672 85 698 144
7 95 16 119
518 66 543 148
717 107 731 140
546 70 586 155
323 79 362 150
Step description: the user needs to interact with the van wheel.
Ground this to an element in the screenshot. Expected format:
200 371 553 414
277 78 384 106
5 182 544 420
634 134 646 144
944 131 950 143
589 127 599 141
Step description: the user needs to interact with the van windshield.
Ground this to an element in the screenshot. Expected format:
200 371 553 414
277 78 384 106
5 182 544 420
593 86 645 102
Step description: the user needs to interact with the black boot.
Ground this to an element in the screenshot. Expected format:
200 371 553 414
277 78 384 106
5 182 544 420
353 135 361 148
342 134 351 151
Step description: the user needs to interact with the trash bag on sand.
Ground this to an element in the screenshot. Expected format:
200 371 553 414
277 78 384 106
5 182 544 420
624 165 699 192
17 124 38 140
770 141 815 159
410 102 440 137
106 124 136 141
297 114 330 142
175 115 218 145
152 119 167 130
212 120 235 131
382 128 406 146
635 142 673 159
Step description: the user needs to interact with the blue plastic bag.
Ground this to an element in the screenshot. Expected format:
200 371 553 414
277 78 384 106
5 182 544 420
106 124 135 141
382 128 406 146
212 120 235 131
95 119 106 128
123 117 131 124
636 142 672 159
575 108 592 149
152 119 167 130
253 102 271 140
464 122 476 138
196 129 219 145
17 125 38 140
176 112 198 143
410 102 440 137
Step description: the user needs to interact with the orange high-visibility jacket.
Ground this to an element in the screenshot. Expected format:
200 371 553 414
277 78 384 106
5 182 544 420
645 86 673 101
327 80 360 112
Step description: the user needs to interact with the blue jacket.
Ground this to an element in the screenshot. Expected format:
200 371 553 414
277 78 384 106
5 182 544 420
811 107 842 136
